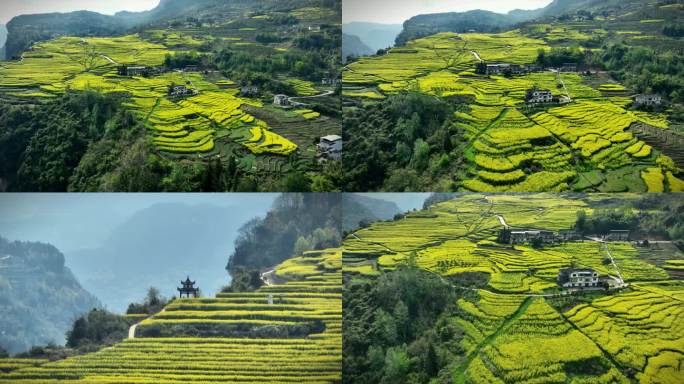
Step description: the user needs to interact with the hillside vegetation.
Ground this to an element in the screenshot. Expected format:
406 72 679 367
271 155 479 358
0 237 100 355
343 0 684 192
0 249 342 383
0 0 341 192
343 193 684 383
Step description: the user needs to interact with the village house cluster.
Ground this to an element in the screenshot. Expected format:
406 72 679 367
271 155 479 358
501 228 631 245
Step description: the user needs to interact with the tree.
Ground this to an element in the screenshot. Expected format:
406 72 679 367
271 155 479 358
68 42 100 71
66 317 89 348
411 139 430 172
293 236 311 255
373 309 398 345
383 347 410 383
530 237 544 249
575 210 587 234
146 287 161 307
393 301 409 342
425 342 439 377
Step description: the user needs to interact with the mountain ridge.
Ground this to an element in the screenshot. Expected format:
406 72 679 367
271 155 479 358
3 0 253 59
343 22 403 52
0 236 100 355
342 194 401 231
342 33 374 62
67 202 260 313
394 0 621 45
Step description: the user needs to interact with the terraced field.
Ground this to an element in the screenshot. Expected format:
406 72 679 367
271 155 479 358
0 249 342 384
343 30 684 192
344 194 684 383
0 2 342 187
0 36 297 157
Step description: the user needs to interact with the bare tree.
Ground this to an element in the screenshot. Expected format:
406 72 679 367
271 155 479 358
68 41 100 71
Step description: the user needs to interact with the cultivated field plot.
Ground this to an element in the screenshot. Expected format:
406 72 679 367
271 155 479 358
0 250 342 384
0 35 298 158
343 194 684 383
342 30 684 192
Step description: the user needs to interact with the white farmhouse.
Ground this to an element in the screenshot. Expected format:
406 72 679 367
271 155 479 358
559 268 599 288
317 135 342 161
525 89 554 104
273 94 290 106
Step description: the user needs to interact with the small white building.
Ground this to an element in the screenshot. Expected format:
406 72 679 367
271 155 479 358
559 268 599 288
168 85 195 98
317 135 342 161
635 94 662 106
274 94 290 106
526 89 554 104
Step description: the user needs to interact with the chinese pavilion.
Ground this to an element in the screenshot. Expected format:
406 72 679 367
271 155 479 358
177 276 199 298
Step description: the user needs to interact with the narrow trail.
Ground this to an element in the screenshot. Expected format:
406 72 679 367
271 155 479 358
559 309 628 374
453 296 534 384
260 269 276 286
464 107 511 151
495 214 508 228
587 238 625 284
470 50 482 62
128 323 138 339
552 69 572 102
100 55 117 65
128 308 166 339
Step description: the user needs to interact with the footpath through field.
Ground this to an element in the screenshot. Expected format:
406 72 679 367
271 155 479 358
452 296 534 384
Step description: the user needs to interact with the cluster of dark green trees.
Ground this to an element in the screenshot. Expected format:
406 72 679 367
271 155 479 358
574 194 684 248
598 43 684 103
226 193 341 288
536 46 587 67
533 42 684 104
3 287 168 359
212 27 339 90
0 91 323 192
344 264 466 383
343 92 468 191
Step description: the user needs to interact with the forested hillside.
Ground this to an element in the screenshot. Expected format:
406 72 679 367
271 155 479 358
228 193 341 280
0 237 100 355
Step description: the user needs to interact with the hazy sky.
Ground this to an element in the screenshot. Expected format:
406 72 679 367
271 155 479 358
0 193 277 253
343 0 553 24
359 193 431 212
0 0 160 24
